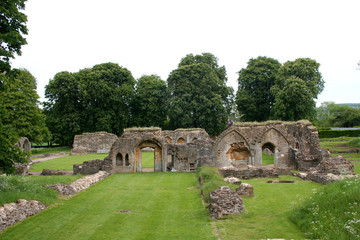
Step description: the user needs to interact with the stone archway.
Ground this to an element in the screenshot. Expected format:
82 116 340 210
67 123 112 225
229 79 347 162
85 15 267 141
134 140 163 172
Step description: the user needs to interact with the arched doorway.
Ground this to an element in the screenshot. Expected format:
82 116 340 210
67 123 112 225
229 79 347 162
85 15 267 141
134 140 163 172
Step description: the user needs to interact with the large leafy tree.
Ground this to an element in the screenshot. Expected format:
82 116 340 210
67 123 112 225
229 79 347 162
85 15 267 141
132 74 168 128
270 58 324 121
271 77 316 121
44 63 136 146
44 71 83 146
1 69 49 143
236 56 281 121
167 53 232 136
0 0 28 73
0 0 28 173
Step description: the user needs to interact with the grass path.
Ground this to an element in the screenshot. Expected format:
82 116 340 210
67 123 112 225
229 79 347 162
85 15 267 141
1 173 216 240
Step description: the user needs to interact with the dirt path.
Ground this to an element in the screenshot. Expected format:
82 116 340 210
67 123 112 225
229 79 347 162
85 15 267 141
31 153 69 163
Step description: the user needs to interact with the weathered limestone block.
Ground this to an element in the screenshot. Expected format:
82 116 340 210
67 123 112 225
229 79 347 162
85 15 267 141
236 183 254 197
14 163 28 175
208 186 244 219
0 199 46 232
224 177 242 185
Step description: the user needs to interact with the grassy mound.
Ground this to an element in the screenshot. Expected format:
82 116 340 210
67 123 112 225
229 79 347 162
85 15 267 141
290 178 360 239
0 175 82 206
196 166 234 203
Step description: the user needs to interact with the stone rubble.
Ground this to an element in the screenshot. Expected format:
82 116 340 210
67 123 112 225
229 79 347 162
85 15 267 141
208 186 244 219
46 171 110 195
0 199 47 232
236 183 254 197
41 169 67 175
223 176 242 185
219 166 291 179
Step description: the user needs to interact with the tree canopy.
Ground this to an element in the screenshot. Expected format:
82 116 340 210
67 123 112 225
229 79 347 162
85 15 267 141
167 53 232 136
0 69 49 143
0 0 28 73
236 56 281 121
316 102 360 127
132 74 168 128
44 63 136 146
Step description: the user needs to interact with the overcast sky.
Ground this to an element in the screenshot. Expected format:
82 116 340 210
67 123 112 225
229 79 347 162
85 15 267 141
12 0 360 106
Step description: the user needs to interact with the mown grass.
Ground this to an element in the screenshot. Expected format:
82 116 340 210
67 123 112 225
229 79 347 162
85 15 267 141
0 173 216 240
31 146 72 156
290 178 360 239
262 152 274 165
29 153 108 171
142 151 155 168
215 175 319 240
0 175 82 206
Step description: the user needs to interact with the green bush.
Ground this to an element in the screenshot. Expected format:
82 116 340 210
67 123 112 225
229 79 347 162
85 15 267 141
349 138 360 148
196 166 231 203
290 178 360 239
319 129 360 138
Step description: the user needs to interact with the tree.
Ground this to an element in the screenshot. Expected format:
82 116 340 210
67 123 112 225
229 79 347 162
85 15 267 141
316 102 360 127
132 75 168 128
275 58 324 98
0 0 28 73
271 77 316 121
0 69 49 143
44 71 82 146
0 1 29 173
236 56 281 121
44 63 136 146
167 53 232 136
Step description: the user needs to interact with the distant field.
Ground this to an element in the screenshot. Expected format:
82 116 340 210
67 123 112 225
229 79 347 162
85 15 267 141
29 153 108 171
31 146 72 156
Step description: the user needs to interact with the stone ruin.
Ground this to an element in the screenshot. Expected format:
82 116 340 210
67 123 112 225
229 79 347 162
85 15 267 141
71 132 118 155
208 186 244 219
15 137 31 162
73 121 356 181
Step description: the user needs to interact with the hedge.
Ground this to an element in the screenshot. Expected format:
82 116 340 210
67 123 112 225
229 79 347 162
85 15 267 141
319 129 360 138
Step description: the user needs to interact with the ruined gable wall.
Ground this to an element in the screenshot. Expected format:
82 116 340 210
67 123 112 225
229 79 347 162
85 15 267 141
71 132 118 155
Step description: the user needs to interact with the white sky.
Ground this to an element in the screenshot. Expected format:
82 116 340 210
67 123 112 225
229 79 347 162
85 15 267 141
12 0 360 106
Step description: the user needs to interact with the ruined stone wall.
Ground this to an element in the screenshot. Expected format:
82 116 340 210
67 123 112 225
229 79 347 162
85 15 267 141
71 132 118 155
100 121 325 173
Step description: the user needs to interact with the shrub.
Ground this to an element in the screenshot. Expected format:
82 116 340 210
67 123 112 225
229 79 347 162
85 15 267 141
319 129 360 138
349 138 360 148
196 166 231 203
290 178 360 239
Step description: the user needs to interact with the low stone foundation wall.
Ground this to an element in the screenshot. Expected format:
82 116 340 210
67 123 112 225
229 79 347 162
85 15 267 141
41 169 67 175
0 199 47 232
46 171 110 195
73 158 112 175
208 186 244 219
219 167 291 179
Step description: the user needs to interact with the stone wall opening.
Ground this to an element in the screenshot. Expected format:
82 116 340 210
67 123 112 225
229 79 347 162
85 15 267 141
135 140 163 172
116 153 123 166
141 147 155 171
262 142 275 166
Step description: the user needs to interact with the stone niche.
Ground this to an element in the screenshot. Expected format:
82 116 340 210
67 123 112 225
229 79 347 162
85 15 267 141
71 132 118 155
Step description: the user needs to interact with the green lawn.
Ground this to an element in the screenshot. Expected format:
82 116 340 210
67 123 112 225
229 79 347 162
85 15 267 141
215 175 320 240
31 146 72 156
0 175 82 206
0 173 216 240
262 152 274 165
142 151 154 168
29 153 108 171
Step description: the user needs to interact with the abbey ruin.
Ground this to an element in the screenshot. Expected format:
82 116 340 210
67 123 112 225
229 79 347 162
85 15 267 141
73 121 333 174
